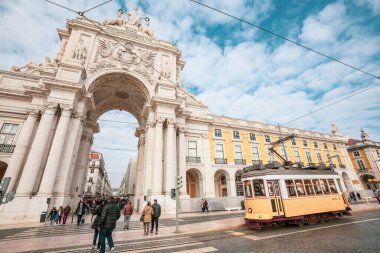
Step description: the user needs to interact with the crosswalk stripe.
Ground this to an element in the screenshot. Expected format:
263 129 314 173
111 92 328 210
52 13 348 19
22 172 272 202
227 231 246 236
173 246 218 253
243 235 261 240
125 242 204 253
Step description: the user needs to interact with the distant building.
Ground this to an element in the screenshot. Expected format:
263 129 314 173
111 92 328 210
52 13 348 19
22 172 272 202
84 151 112 198
347 129 380 193
118 159 137 198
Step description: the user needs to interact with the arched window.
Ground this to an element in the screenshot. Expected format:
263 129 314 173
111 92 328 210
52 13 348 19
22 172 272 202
235 174 244 196
221 174 226 185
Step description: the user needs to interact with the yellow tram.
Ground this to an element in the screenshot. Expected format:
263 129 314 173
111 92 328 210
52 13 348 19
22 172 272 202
242 164 351 229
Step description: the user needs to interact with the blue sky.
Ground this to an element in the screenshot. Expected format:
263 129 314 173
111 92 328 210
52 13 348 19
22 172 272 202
0 0 379 187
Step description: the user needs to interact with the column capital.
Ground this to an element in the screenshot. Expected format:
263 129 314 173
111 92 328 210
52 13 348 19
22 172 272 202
166 118 176 127
26 108 41 118
178 126 186 133
43 101 58 113
60 104 73 117
155 116 165 125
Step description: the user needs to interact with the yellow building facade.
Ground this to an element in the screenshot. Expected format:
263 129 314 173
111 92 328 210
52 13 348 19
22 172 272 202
347 129 380 192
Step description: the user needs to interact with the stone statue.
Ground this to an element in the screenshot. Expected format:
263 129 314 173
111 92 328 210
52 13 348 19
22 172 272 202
176 68 181 85
126 6 141 26
72 39 87 61
331 123 340 135
139 18 153 37
361 128 369 140
159 61 171 80
103 9 126 27
10 57 56 74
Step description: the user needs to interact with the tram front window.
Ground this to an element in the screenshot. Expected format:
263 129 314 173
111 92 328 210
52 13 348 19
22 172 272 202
286 180 297 197
244 182 253 198
253 179 266 197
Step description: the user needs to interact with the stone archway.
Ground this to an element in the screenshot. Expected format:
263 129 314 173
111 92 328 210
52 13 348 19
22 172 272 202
0 161 8 180
214 169 229 197
186 168 203 198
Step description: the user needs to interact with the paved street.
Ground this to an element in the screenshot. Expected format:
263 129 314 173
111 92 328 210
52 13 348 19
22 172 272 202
0 208 379 252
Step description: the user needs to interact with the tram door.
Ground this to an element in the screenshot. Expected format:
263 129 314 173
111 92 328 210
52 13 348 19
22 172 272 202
267 180 284 216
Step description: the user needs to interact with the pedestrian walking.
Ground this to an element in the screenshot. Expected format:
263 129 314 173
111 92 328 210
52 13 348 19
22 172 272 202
47 207 58 227
356 192 362 201
57 206 64 225
141 201 154 236
123 200 133 230
349 192 357 201
150 199 161 234
75 200 88 225
98 196 120 253
91 200 106 251
63 205 71 224
203 199 209 213
201 199 205 213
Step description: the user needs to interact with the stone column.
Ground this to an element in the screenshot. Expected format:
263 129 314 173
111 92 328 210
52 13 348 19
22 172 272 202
16 102 57 196
76 131 93 196
165 119 176 194
5 109 39 192
38 105 72 196
134 133 145 198
178 127 187 196
229 175 237 197
53 111 85 198
143 123 155 195
152 118 164 195
202 133 215 198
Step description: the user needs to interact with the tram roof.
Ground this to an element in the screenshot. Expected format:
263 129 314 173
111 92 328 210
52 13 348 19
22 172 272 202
242 168 339 178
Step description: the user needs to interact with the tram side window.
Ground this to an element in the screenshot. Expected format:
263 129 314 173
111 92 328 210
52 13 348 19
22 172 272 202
303 179 315 196
285 180 297 197
253 180 266 197
328 179 338 194
267 181 275 196
294 180 306 197
320 179 331 195
244 182 253 198
312 179 323 195
295 179 306 196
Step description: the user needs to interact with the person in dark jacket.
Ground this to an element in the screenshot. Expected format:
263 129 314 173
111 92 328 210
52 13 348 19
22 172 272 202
47 207 58 227
356 192 362 200
63 205 71 224
98 196 120 253
91 200 106 250
75 200 88 225
150 199 161 234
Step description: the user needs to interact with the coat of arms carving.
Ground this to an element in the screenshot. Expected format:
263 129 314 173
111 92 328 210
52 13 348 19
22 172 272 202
89 38 156 84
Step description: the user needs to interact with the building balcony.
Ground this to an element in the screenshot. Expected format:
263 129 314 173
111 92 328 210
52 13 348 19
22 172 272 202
186 156 201 163
357 168 368 172
318 163 326 168
252 160 262 165
235 159 246 165
0 144 15 153
308 162 316 167
339 164 346 169
215 158 227 164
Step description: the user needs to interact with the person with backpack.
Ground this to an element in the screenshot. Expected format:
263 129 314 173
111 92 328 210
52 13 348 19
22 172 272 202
91 200 106 251
98 197 120 253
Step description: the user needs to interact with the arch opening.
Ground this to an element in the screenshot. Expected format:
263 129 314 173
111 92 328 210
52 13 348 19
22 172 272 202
186 168 203 198
214 169 229 197
0 161 8 181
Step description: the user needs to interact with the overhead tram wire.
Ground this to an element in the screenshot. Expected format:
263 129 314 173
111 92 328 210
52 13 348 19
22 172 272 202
189 0 380 81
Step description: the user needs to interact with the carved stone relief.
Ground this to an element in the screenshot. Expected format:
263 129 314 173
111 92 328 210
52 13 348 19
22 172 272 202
72 39 87 62
89 38 156 84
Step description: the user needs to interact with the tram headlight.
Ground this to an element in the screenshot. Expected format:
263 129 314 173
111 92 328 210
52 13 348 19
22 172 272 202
248 208 252 213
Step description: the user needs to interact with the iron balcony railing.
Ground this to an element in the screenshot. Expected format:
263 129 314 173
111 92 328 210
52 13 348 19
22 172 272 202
235 159 246 165
358 168 367 172
215 158 227 164
186 156 201 163
0 144 15 153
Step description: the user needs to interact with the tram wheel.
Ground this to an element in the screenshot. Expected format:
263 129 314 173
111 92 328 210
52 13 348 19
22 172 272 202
297 220 305 227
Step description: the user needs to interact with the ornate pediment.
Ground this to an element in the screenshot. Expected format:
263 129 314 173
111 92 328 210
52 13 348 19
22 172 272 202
89 38 156 84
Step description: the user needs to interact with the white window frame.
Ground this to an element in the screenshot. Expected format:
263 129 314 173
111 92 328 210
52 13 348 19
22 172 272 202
249 133 256 141
0 123 19 145
353 151 360 157
291 138 296 146
294 149 301 162
215 143 225 159
214 129 222 138
313 141 318 148
316 153 323 164
234 145 243 159
264 135 271 143
302 140 308 147
233 131 240 139
251 146 260 163
356 159 366 171
306 151 312 163
267 146 275 162
188 141 197 157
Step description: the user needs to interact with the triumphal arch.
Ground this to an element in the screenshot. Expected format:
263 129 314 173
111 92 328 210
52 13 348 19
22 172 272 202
0 7 361 224
0 8 213 223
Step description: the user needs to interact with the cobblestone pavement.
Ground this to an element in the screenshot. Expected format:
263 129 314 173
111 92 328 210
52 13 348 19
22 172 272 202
1 210 379 252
